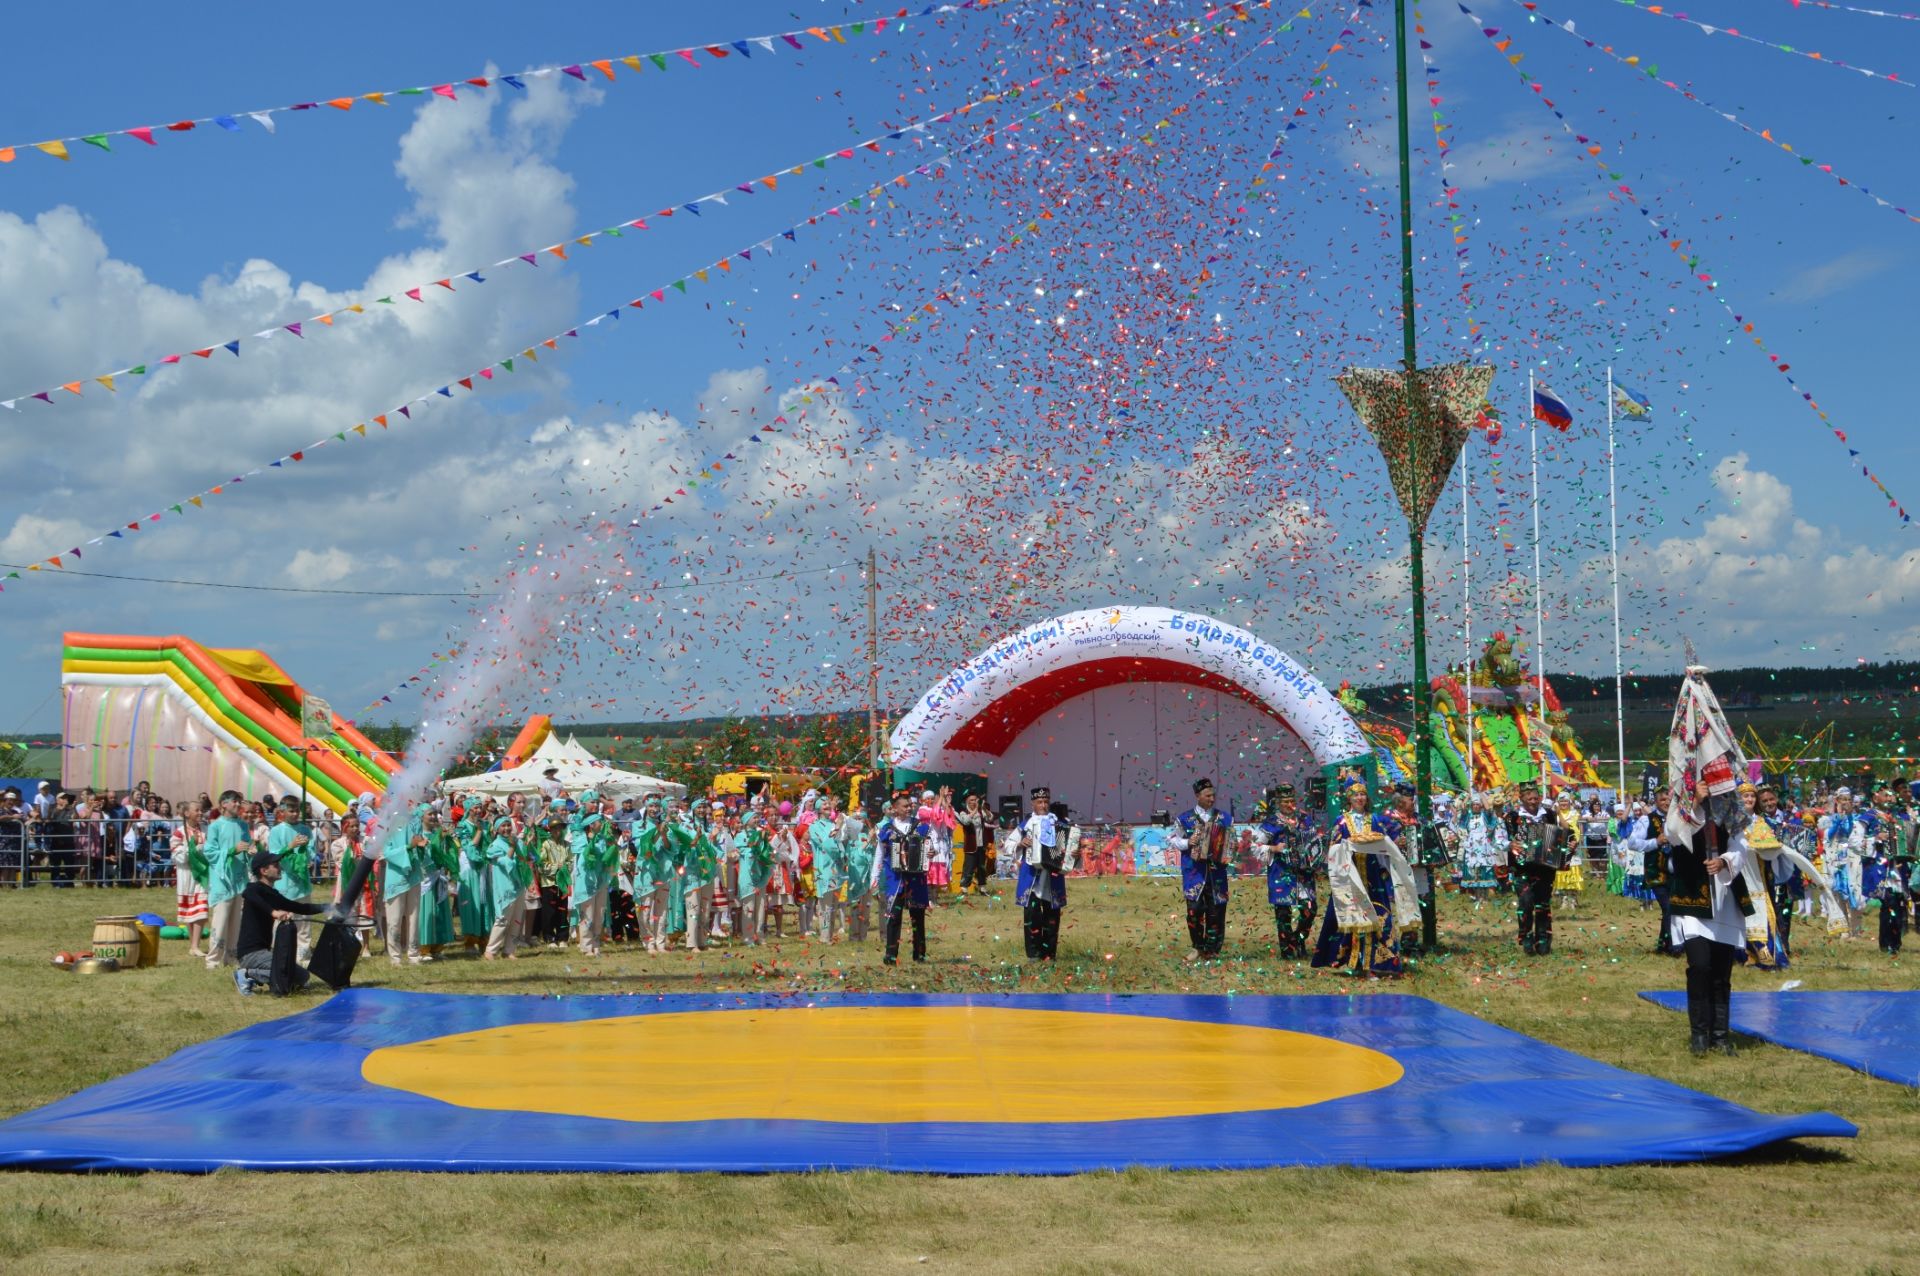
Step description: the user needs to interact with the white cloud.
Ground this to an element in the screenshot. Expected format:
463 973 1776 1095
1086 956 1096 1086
0 515 94 565
1770 250 1896 305
287 548 356 588
1594 453 1920 665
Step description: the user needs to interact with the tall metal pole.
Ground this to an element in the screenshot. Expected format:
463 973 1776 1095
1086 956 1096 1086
1529 369 1548 788
1461 447 1474 795
1606 367 1627 798
1392 0 1437 949
866 546 881 773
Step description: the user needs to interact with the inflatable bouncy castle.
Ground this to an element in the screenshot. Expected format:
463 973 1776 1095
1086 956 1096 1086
1355 632 1605 793
60 633 399 813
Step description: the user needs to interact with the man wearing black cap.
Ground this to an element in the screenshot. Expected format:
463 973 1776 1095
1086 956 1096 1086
1171 778 1232 960
1011 786 1071 960
234 848 329 996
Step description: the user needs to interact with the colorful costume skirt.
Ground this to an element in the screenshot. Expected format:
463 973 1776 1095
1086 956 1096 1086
175 872 208 925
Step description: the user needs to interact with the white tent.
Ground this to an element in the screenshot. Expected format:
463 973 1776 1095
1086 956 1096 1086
438 732 685 801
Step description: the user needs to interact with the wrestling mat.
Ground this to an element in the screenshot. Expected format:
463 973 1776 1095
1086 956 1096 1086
0 990 1854 1173
1640 989 1920 1087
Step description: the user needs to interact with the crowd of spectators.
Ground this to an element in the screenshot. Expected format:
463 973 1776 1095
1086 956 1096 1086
0 781 340 889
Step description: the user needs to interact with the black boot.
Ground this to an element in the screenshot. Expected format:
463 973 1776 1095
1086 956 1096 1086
883 901 903 965
910 908 927 963
1712 986 1737 1055
1686 966 1712 1056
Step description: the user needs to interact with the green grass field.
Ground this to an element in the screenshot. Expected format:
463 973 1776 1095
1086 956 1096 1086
2 878 1916 1276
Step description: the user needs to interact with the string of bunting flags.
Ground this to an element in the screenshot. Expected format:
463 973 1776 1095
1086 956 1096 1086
1456 1 1912 525
1243 4 1364 204
769 7 1315 619
1776 0 1920 18
1601 0 1911 88
840 6 1309 375
1416 4 1490 354
365 8 1306 717
1 1 1276 591
620 2 1286 512
1507 0 1918 225
353 645 469 719
0 4 1001 166
3 1 1265 413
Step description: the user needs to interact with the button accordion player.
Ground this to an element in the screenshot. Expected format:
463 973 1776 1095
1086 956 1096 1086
1516 816 1568 871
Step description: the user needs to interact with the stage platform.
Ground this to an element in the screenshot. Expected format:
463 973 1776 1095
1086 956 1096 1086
1641 989 1920 1087
0 990 1854 1173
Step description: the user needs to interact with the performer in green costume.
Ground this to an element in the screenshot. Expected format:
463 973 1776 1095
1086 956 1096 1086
569 792 617 956
678 800 720 950
456 806 495 950
267 797 317 962
735 811 774 945
202 790 252 969
632 798 673 952
380 805 430 965
417 807 460 954
482 814 530 960
841 803 876 944
811 796 847 943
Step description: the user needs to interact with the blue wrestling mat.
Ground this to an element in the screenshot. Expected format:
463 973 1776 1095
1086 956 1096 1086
0 990 1854 1173
1640 990 1920 1087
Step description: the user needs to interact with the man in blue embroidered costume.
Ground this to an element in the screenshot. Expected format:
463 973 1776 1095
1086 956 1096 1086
1311 782 1419 976
1011 786 1073 961
1255 784 1318 959
878 790 932 966
1171 778 1231 961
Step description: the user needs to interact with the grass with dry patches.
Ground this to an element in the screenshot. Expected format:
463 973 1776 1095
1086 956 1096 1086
1 877 1915 1276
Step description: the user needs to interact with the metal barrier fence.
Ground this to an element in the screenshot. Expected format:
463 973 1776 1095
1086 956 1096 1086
0 817 343 890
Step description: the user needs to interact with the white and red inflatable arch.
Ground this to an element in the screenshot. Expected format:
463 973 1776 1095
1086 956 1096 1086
890 607 1371 822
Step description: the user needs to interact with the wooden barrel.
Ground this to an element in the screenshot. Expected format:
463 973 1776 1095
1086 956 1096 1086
133 920 160 968
91 916 141 965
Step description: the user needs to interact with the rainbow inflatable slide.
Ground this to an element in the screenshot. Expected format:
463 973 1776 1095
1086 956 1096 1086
60 633 400 813
1352 633 1605 794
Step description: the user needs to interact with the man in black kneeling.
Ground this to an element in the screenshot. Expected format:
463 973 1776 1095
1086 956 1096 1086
236 848 328 996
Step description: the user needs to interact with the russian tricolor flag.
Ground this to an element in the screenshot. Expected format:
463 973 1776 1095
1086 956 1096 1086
1532 384 1573 431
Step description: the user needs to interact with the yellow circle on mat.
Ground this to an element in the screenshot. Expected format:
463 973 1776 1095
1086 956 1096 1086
361 1006 1402 1125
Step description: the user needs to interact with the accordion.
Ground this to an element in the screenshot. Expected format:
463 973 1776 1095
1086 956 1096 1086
1191 813 1230 864
888 824 928 875
1516 819 1569 870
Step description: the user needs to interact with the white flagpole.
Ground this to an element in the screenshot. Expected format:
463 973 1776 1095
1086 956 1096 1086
1461 443 1474 796
1529 369 1548 789
1607 367 1627 798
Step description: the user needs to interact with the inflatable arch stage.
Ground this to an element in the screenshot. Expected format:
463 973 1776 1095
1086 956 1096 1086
890 607 1372 823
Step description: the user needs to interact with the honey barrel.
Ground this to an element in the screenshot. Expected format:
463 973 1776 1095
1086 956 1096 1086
90 916 141 966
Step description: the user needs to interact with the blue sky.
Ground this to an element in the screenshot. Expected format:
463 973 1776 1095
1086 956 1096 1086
0 0 1914 734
